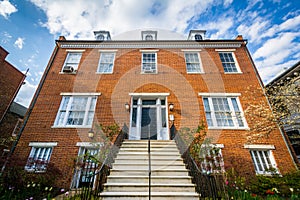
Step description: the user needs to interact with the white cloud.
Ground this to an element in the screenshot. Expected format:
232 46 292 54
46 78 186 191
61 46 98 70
0 0 17 19
15 80 37 108
14 37 25 49
29 0 215 39
223 0 233 7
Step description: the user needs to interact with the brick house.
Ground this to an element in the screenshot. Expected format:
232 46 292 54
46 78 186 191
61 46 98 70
0 46 26 168
12 30 297 190
266 61 300 163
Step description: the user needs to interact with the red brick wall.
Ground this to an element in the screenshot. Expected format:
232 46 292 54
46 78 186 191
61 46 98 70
13 43 296 188
0 48 25 121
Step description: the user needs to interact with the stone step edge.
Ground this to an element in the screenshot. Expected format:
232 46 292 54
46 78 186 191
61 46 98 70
110 169 189 171
107 175 192 178
100 191 199 197
104 183 195 186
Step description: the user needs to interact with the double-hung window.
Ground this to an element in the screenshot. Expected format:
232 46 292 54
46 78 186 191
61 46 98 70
184 52 203 73
97 52 116 73
54 94 99 128
62 51 83 72
245 145 278 175
141 51 157 73
200 144 225 174
72 142 103 188
217 50 241 73
201 93 247 129
25 142 57 172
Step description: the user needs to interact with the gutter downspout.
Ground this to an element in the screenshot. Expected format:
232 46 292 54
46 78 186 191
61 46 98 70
1 42 59 174
244 45 298 170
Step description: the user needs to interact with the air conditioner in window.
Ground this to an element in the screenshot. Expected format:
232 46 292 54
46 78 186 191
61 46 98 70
62 66 74 73
143 68 155 73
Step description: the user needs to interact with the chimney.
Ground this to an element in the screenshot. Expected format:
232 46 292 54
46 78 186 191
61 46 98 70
236 35 243 40
58 36 66 41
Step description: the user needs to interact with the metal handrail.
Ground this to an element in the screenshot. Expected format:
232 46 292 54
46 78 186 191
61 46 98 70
76 130 127 199
173 129 222 199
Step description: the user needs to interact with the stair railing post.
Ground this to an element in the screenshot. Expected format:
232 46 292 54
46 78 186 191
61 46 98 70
148 124 151 200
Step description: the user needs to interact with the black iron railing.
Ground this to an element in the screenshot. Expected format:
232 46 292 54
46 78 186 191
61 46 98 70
75 130 128 200
173 129 224 199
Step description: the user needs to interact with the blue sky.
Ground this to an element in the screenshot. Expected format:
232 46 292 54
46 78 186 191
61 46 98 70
0 0 299 107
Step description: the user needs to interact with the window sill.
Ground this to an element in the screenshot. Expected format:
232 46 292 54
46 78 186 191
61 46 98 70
141 72 158 74
224 72 243 74
59 72 77 75
208 127 250 130
51 125 92 129
96 72 113 74
187 72 205 74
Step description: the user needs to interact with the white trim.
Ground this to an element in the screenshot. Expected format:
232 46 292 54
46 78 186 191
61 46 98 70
215 49 236 52
181 49 202 52
60 92 101 96
66 49 85 52
184 52 204 74
76 142 103 147
198 93 241 97
98 50 118 52
140 49 159 52
129 93 170 97
244 144 275 150
201 144 224 148
29 142 58 147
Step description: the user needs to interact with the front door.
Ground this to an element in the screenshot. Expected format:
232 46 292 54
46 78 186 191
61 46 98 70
141 107 157 140
129 97 168 140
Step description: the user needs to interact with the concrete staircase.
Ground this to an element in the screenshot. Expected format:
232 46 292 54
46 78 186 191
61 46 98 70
100 140 199 200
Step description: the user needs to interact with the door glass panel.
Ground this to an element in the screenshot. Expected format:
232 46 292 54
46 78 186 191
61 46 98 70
142 100 156 105
141 108 157 140
162 108 167 128
131 108 137 127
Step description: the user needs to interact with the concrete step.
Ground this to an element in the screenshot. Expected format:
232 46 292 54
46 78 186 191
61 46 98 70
114 158 184 165
103 183 196 192
106 175 193 184
112 163 186 170
115 154 182 160
110 169 189 176
100 192 199 200
119 147 179 152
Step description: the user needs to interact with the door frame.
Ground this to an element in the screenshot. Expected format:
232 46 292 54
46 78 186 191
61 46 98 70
128 93 170 140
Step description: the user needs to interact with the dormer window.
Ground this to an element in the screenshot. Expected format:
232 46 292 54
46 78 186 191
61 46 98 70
188 30 206 40
142 31 157 41
94 31 111 41
145 35 153 41
195 34 203 41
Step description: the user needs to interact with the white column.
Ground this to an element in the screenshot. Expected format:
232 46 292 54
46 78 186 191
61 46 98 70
156 98 162 140
136 98 142 140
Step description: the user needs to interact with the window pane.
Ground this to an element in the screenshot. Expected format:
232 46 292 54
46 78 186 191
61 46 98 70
219 52 238 73
142 53 156 73
132 108 137 127
162 108 166 127
185 53 201 73
98 53 115 73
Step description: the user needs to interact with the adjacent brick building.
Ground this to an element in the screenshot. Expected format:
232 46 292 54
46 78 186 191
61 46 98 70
0 46 26 168
12 30 297 189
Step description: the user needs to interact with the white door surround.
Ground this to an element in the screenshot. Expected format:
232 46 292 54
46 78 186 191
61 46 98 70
129 93 170 140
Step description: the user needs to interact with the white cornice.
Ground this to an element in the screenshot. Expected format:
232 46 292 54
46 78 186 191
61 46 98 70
60 42 242 49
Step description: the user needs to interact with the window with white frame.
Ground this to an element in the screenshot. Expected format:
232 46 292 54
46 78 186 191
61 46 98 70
184 52 203 73
72 144 100 188
245 145 278 175
62 52 82 72
142 52 157 73
218 52 240 73
202 95 246 128
199 144 225 174
54 95 98 127
97 52 115 73
25 142 57 172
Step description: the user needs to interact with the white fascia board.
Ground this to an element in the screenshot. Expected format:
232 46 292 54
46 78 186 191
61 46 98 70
29 142 58 147
60 92 101 96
